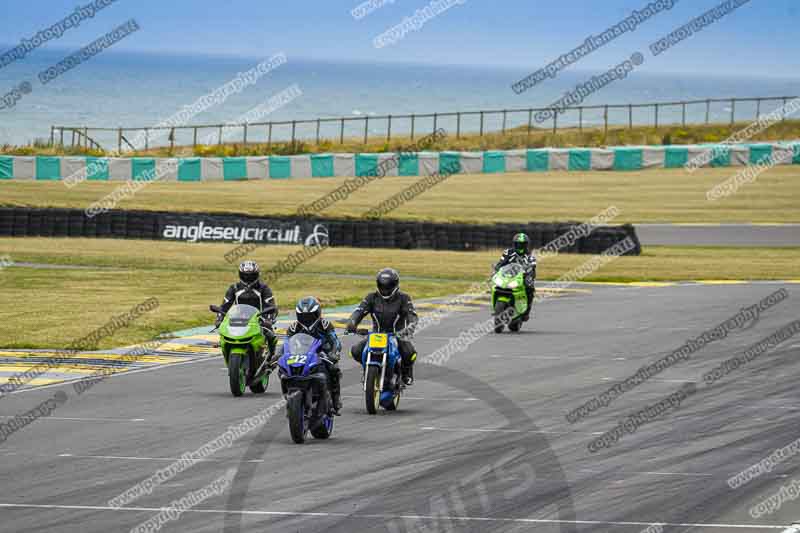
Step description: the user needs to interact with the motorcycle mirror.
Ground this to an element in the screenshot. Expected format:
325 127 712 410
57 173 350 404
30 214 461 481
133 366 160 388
209 305 221 313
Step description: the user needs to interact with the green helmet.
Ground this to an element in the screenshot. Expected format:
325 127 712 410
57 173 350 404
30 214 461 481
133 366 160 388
513 233 530 255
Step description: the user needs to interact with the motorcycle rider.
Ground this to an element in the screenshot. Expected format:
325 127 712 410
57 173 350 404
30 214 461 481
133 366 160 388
286 296 343 415
494 233 536 321
346 268 419 385
216 260 279 358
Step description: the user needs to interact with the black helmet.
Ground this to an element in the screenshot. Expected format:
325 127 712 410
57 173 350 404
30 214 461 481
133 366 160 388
513 233 530 255
239 260 260 284
295 296 321 331
376 268 400 300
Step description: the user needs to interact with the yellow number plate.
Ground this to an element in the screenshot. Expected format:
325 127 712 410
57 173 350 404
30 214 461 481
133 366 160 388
369 334 388 348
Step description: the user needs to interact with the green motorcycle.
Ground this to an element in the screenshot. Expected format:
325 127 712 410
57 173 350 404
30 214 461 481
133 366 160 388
209 304 271 397
491 263 530 333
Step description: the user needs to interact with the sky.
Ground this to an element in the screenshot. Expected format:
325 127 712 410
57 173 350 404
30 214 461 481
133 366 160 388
1 0 798 78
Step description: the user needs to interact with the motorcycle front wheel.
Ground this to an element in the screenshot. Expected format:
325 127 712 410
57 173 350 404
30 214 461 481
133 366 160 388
364 366 381 415
287 390 307 444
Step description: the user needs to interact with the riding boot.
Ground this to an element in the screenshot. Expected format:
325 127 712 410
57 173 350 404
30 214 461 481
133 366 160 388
402 362 414 386
523 286 534 321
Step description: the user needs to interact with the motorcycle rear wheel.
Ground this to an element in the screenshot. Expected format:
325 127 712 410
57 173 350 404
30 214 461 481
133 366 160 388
250 372 269 394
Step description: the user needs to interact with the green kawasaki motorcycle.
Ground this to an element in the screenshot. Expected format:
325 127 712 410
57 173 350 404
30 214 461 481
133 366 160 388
491 263 530 333
209 304 271 397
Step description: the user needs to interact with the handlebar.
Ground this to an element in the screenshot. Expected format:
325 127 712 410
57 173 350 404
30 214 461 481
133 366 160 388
343 328 371 336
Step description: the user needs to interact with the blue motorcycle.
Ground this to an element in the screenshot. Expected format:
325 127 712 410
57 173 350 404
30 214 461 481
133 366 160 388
355 329 404 414
276 333 335 444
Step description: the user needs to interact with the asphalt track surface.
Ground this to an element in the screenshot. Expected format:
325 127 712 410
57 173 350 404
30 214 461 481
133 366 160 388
634 224 800 247
1 282 799 533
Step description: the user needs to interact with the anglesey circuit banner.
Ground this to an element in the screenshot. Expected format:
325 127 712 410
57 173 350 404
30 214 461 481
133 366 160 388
158 213 329 247
0 207 639 254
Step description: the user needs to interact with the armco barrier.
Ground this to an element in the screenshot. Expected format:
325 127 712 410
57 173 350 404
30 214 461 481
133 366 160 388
0 208 641 255
0 142 797 180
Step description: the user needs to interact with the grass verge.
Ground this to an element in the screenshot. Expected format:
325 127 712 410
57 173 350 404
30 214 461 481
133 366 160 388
1 166 798 224
0 238 798 349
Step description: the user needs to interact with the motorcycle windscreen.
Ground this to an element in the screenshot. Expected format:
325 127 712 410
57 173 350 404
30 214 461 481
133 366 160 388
498 263 525 279
287 333 319 358
227 304 259 336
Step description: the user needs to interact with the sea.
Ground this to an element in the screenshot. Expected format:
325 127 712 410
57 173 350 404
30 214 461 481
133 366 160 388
0 48 798 149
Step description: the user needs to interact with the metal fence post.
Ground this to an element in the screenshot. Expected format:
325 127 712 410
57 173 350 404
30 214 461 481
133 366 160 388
243 123 249 145
363 117 369 145
654 104 659 129
387 115 392 141
268 123 273 148
292 120 297 149
527 109 532 145
84 127 89 149
682 102 686 127
218 125 223 146
193 127 198 148
50 126 54 147
456 112 461 139
755 98 761 120
603 105 608 136
705 99 711 124
433 113 438 136
60 128 64 147
339 119 344 144
783 97 789 122
552 112 557 135
118 128 122 153
628 105 633 129
145 128 149 151
479 111 484 137
411 114 415 141
501 109 507 134
315 119 320 145
579 107 583 131
730 98 736 125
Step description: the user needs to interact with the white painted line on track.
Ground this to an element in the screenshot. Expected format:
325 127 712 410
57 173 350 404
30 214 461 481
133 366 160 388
420 426 604 436
601 377 691 383
5 356 217 396
580 468 714 477
0 415 145 422
342 395 479 401
739 405 799 410
488 354 632 361
781 525 800 533
0 503 789 529
55 453 265 463
489 354 600 360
